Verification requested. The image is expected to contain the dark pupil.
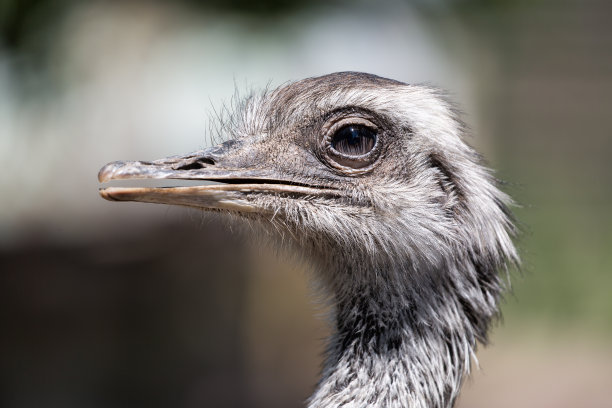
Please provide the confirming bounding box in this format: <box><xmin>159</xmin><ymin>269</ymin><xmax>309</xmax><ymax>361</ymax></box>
<box><xmin>331</xmin><ymin>125</ymin><xmax>376</xmax><ymax>156</ymax></box>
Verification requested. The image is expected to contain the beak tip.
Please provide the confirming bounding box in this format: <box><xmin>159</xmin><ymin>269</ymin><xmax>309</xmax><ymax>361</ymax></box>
<box><xmin>98</xmin><ymin>173</ymin><xmax>109</xmax><ymax>183</ymax></box>
<box><xmin>98</xmin><ymin>161</ymin><xmax>126</xmax><ymax>183</ymax></box>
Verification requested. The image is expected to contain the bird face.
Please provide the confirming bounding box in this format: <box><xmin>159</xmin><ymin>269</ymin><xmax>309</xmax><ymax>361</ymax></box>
<box><xmin>99</xmin><ymin>72</ymin><xmax>514</xmax><ymax>273</ymax></box>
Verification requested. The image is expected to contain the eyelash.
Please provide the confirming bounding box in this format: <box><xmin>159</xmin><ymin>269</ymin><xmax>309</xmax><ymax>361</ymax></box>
<box><xmin>330</xmin><ymin>125</ymin><xmax>377</xmax><ymax>157</ymax></box>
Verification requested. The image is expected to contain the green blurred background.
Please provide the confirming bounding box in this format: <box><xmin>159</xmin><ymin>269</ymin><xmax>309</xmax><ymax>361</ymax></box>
<box><xmin>1</xmin><ymin>0</ymin><xmax>611</xmax><ymax>407</ymax></box>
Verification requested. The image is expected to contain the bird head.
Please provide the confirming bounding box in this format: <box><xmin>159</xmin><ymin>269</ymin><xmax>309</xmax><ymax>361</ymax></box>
<box><xmin>99</xmin><ymin>72</ymin><xmax>517</xmax><ymax>317</ymax></box>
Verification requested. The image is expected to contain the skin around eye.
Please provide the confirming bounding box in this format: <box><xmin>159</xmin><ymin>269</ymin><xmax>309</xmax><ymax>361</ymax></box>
<box><xmin>321</xmin><ymin>115</ymin><xmax>381</xmax><ymax>171</ymax></box>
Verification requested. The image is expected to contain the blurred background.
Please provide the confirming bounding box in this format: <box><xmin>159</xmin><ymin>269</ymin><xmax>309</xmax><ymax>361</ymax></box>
<box><xmin>1</xmin><ymin>0</ymin><xmax>611</xmax><ymax>407</ymax></box>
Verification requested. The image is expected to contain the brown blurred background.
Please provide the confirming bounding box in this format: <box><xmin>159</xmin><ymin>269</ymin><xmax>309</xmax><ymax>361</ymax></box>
<box><xmin>1</xmin><ymin>0</ymin><xmax>611</xmax><ymax>407</ymax></box>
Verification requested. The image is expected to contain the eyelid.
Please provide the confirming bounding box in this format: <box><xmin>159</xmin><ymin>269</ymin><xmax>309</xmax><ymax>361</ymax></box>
<box><xmin>322</xmin><ymin>117</ymin><xmax>378</xmax><ymax>140</ymax></box>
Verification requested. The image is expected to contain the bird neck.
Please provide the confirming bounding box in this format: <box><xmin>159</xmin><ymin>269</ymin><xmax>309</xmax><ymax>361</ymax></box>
<box><xmin>308</xmin><ymin>277</ymin><xmax>471</xmax><ymax>408</ymax></box>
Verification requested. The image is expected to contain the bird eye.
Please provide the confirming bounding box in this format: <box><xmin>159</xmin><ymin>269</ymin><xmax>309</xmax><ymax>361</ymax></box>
<box><xmin>330</xmin><ymin>125</ymin><xmax>377</xmax><ymax>157</ymax></box>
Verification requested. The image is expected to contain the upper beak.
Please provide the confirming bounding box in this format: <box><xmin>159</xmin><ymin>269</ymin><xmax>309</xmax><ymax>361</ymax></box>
<box><xmin>98</xmin><ymin>146</ymin><xmax>338</xmax><ymax>213</ymax></box>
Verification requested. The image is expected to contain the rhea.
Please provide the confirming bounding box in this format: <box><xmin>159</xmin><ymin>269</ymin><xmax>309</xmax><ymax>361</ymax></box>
<box><xmin>98</xmin><ymin>72</ymin><xmax>517</xmax><ymax>408</ymax></box>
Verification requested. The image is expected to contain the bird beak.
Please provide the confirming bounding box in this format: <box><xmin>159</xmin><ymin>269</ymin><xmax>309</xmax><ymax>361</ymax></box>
<box><xmin>98</xmin><ymin>146</ymin><xmax>337</xmax><ymax>213</ymax></box>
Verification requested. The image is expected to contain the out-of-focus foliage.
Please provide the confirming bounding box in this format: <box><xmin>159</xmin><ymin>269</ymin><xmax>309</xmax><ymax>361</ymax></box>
<box><xmin>0</xmin><ymin>0</ymin><xmax>533</xmax><ymax>52</ymax></box>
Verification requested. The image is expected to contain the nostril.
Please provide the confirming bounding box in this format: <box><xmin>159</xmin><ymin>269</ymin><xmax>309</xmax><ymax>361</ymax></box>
<box><xmin>199</xmin><ymin>157</ymin><xmax>215</xmax><ymax>165</ymax></box>
<box><xmin>177</xmin><ymin>162</ymin><xmax>203</xmax><ymax>170</ymax></box>
<box><xmin>176</xmin><ymin>157</ymin><xmax>215</xmax><ymax>170</ymax></box>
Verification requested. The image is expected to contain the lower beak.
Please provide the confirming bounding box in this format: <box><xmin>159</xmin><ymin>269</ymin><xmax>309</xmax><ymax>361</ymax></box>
<box><xmin>101</xmin><ymin>184</ymin><xmax>262</xmax><ymax>213</ymax></box>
